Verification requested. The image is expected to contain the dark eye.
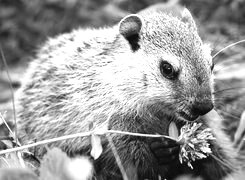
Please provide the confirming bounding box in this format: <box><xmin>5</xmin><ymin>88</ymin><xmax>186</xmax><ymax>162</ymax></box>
<box><xmin>160</xmin><ymin>61</ymin><xmax>176</xmax><ymax>79</ymax></box>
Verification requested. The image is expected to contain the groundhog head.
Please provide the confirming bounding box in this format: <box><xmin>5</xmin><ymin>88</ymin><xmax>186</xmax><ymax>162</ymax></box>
<box><xmin>116</xmin><ymin>8</ymin><xmax>214</xmax><ymax>122</ymax></box>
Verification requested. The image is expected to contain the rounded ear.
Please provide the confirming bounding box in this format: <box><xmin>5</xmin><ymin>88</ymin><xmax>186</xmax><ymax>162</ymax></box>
<box><xmin>181</xmin><ymin>8</ymin><xmax>197</xmax><ymax>31</ymax></box>
<box><xmin>118</xmin><ymin>14</ymin><xmax>143</xmax><ymax>51</ymax></box>
<box><xmin>119</xmin><ymin>14</ymin><xmax>143</xmax><ymax>38</ymax></box>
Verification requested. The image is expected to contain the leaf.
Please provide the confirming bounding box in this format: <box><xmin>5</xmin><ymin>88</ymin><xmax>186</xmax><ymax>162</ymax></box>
<box><xmin>40</xmin><ymin>148</ymin><xmax>94</xmax><ymax>180</ymax></box>
<box><xmin>65</xmin><ymin>156</ymin><xmax>94</xmax><ymax>180</ymax></box>
<box><xmin>168</xmin><ymin>121</ymin><xmax>179</xmax><ymax>139</ymax></box>
<box><xmin>90</xmin><ymin>134</ymin><xmax>103</xmax><ymax>160</ymax></box>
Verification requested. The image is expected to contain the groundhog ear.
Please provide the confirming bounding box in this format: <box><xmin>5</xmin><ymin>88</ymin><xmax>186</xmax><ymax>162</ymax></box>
<box><xmin>119</xmin><ymin>14</ymin><xmax>143</xmax><ymax>51</ymax></box>
<box><xmin>181</xmin><ymin>8</ymin><xmax>197</xmax><ymax>31</ymax></box>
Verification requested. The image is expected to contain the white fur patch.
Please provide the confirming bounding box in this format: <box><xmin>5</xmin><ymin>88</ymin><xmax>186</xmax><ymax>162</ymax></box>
<box><xmin>65</xmin><ymin>156</ymin><xmax>94</xmax><ymax>180</ymax></box>
<box><xmin>202</xmin><ymin>43</ymin><xmax>212</xmax><ymax>66</ymax></box>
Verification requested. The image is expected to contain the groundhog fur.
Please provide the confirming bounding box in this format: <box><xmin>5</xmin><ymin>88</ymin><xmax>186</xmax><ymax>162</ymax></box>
<box><xmin>16</xmin><ymin>8</ymin><xmax>240</xmax><ymax>180</ymax></box>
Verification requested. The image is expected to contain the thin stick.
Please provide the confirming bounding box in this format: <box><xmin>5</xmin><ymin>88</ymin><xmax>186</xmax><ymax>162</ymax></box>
<box><xmin>0</xmin><ymin>113</ymin><xmax>14</xmax><ymax>138</ymax></box>
<box><xmin>0</xmin><ymin>45</ymin><xmax>18</xmax><ymax>146</ymax></box>
<box><xmin>0</xmin><ymin>130</ymin><xmax>175</xmax><ymax>155</ymax></box>
<box><xmin>0</xmin><ymin>113</ymin><xmax>21</xmax><ymax>146</ymax></box>
<box><xmin>0</xmin><ymin>131</ymin><xmax>92</xmax><ymax>155</ymax></box>
<box><xmin>106</xmin><ymin>134</ymin><xmax>129</xmax><ymax>180</ymax></box>
<box><xmin>107</xmin><ymin>130</ymin><xmax>176</xmax><ymax>141</ymax></box>
<box><xmin>212</xmin><ymin>39</ymin><xmax>245</xmax><ymax>59</ymax></box>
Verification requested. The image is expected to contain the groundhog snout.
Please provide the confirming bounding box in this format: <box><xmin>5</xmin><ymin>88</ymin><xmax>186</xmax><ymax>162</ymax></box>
<box><xmin>191</xmin><ymin>89</ymin><xmax>214</xmax><ymax>116</ymax></box>
<box><xmin>178</xmin><ymin>94</ymin><xmax>214</xmax><ymax>121</ymax></box>
<box><xmin>178</xmin><ymin>100</ymin><xmax>213</xmax><ymax>121</ymax></box>
<box><xmin>191</xmin><ymin>100</ymin><xmax>214</xmax><ymax>116</ymax></box>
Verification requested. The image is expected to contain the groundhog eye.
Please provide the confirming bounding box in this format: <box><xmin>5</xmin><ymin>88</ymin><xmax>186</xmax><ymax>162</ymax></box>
<box><xmin>160</xmin><ymin>61</ymin><xmax>176</xmax><ymax>79</ymax></box>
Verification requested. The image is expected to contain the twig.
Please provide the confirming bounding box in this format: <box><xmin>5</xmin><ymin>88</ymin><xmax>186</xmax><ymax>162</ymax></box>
<box><xmin>0</xmin><ymin>130</ymin><xmax>174</xmax><ymax>155</ymax></box>
<box><xmin>0</xmin><ymin>113</ymin><xmax>14</xmax><ymax>137</ymax></box>
<box><xmin>0</xmin><ymin>131</ymin><xmax>92</xmax><ymax>155</ymax></box>
<box><xmin>106</xmin><ymin>134</ymin><xmax>129</xmax><ymax>180</ymax></box>
<box><xmin>107</xmin><ymin>130</ymin><xmax>176</xmax><ymax>141</ymax></box>
<box><xmin>0</xmin><ymin>113</ymin><xmax>21</xmax><ymax>146</ymax></box>
<box><xmin>0</xmin><ymin>45</ymin><xmax>18</xmax><ymax>147</ymax></box>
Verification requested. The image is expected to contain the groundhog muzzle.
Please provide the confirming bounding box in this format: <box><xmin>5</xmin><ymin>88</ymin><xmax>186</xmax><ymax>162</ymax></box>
<box><xmin>16</xmin><ymin>8</ymin><xmax>239</xmax><ymax>180</ymax></box>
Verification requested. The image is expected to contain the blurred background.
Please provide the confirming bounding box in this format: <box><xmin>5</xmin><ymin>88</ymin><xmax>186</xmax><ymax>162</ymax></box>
<box><xmin>0</xmin><ymin>0</ymin><xmax>245</xmax><ymax>147</ymax></box>
<box><xmin>0</xmin><ymin>0</ymin><xmax>245</xmax><ymax>67</ymax></box>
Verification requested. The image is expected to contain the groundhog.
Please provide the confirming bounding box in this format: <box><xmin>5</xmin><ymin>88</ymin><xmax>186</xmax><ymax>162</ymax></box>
<box><xmin>16</xmin><ymin>8</ymin><xmax>239</xmax><ymax>180</ymax></box>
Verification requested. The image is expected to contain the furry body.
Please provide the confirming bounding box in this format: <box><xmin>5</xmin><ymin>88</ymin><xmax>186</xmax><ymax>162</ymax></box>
<box><xmin>17</xmin><ymin>10</ymin><xmax>238</xmax><ymax>179</ymax></box>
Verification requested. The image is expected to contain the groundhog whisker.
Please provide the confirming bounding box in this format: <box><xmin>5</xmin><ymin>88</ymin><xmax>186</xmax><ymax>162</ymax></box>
<box><xmin>212</xmin><ymin>39</ymin><xmax>245</xmax><ymax>60</ymax></box>
<box><xmin>214</xmin><ymin>96</ymin><xmax>238</xmax><ymax>101</ymax></box>
<box><xmin>213</xmin><ymin>65</ymin><xmax>232</xmax><ymax>73</ymax></box>
<box><xmin>210</xmin><ymin>154</ymin><xmax>237</xmax><ymax>172</ymax></box>
<box><xmin>213</xmin><ymin>100</ymin><xmax>242</xmax><ymax>112</ymax></box>
<box><xmin>214</xmin><ymin>79</ymin><xmax>234</xmax><ymax>89</ymax></box>
<box><xmin>212</xmin><ymin>87</ymin><xmax>245</xmax><ymax>94</ymax></box>
<box><xmin>214</xmin><ymin>94</ymin><xmax>244</xmax><ymax>101</ymax></box>
<box><xmin>214</xmin><ymin>98</ymin><xmax>241</xmax><ymax>104</ymax></box>
<box><xmin>216</xmin><ymin>110</ymin><xmax>241</xmax><ymax>120</ymax></box>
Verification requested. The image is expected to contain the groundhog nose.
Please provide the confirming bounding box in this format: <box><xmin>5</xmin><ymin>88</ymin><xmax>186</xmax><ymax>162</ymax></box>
<box><xmin>192</xmin><ymin>101</ymin><xmax>214</xmax><ymax>116</ymax></box>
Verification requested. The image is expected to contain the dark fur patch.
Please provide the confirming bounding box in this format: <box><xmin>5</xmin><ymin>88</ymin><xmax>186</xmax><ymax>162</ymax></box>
<box><xmin>84</xmin><ymin>42</ymin><xmax>91</xmax><ymax>48</ymax></box>
<box><xmin>98</xmin><ymin>50</ymin><xmax>109</xmax><ymax>56</ymax></box>
<box><xmin>143</xmin><ymin>73</ymin><xmax>148</xmax><ymax>88</ymax></box>
<box><xmin>57</xmin><ymin>43</ymin><xmax>63</xmax><ymax>48</ymax></box>
<box><xmin>195</xmin><ymin>75</ymin><xmax>204</xmax><ymax>85</ymax></box>
<box><xmin>65</xmin><ymin>64</ymin><xmax>77</xmax><ymax>70</ymax></box>
<box><xmin>77</xmin><ymin>47</ymin><xmax>82</xmax><ymax>52</ymax></box>
<box><xmin>126</xmin><ymin>34</ymin><xmax>140</xmax><ymax>51</ymax></box>
<box><xmin>41</xmin><ymin>67</ymin><xmax>57</xmax><ymax>81</ymax></box>
<box><xmin>69</xmin><ymin>37</ymin><xmax>74</xmax><ymax>41</ymax></box>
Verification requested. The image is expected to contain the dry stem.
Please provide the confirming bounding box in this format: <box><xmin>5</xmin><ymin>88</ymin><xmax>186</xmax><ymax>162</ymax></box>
<box><xmin>0</xmin><ymin>130</ymin><xmax>174</xmax><ymax>155</ymax></box>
